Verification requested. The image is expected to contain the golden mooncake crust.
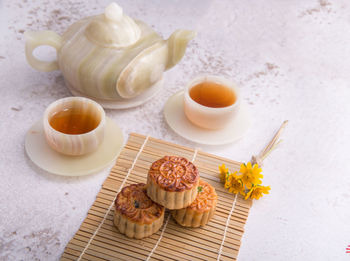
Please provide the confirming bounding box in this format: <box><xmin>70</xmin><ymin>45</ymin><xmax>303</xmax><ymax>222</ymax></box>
<box><xmin>171</xmin><ymin>179</ymin><xmax>217</xmax><ymax>227</ymax></box>
<box><xmin>188</xmin><ymin>179</ymin><xmax>217</xmax><ymax>212</ymax></box>
<box><xmin>114</xmin><ymin>183</ymin><xmax>165</xmax><ymax>239</ymax></box>
<box><xmin>115</xmin><ymin>183</ymin><xmax>164</xmax><ymax>225</ymax></box>
<box><xmin>148</xmin><ymin>156</ymin><xmax>199</xmax><ymax>192</ymax></box>
<box><xmin>147</xmin><ymin>156</ymin><xmax>200</xmax><ymax>209</ymax></box>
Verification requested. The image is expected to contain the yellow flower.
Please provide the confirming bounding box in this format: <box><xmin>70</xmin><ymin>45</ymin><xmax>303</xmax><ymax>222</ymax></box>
<box><xmin>240</xmin><ymin>162</ymin><xmax>263</xmax><ymax>188</ymax></box>
<box><xmin>245</xmin><ymin>185</ymin><xmax>270</xmax><ymax>200</ymax></box>
<box><xmin>225</xmin><ymin>172</ymin><xmax>245</xmax><ymax>195</ymax></box>
<box><xmin>218</xmin><ymin>161</ymin><xmax>270</xmax><ymax>201</ymax></box>
<box><xmin>219</xmin><ymin>164</ymin><xmax>229</xmax><ymax>182</ymax></box>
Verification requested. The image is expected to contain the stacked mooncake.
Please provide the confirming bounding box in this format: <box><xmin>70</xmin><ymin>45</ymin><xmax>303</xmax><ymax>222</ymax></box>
<box><xmin>114</xmin><ymin>155</ymin><xmax>217</xmax><ymax>239</ymax></box>
<box><xmin>113</xmin><ymin>183</ymin><xmax>165</xmax><ymax>239</ymax></box>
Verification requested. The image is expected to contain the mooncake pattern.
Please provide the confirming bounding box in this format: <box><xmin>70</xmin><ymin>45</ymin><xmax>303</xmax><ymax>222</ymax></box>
<box><xmin>114</xmin><ymin>183</ymin><xmax>164</xmax><ymax>239</ymax></box>
<box><xmin>171</xmin><ymin>179</ymin><xmax>217</xmax><ymax>227</ymax></box>
<box><xmin>147</xmin><ymin>156</ymin><xmax>199</xmax><ymax>209</ymax></box>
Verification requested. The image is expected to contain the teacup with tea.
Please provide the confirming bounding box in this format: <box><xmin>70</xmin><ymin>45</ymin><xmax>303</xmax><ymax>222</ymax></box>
<box><xmin>184</xmin><ymin>75</ymin><xmax>241</xmax><ymax>130</ymax></box>
<box><xmin>43</xmin><ymin>97</ymin><xmax>106</xmax><ymax>156</ymax></box>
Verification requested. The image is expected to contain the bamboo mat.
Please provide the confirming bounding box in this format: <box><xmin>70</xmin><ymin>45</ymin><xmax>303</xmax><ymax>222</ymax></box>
<box><xmin>60</xmin><ymin>133</ymin><xmax>252</xmax><ymax>261</ymax></box>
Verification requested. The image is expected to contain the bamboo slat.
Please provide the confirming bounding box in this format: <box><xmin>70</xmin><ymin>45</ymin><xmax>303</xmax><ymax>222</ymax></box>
<box><xmin>61</xmin><ymin>133</ymin><xmax>252</xmax><ymax>261</ymax></box>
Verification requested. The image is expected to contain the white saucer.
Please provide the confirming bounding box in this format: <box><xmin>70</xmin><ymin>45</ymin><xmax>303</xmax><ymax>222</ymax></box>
<box><xmin>25</xmin><ymin>117</ymin><xmax>124</xmax><ymax>176</ymax></box>
<box><xmin>163</xmin><ymin>91</ymin><xmax>251</xmax><ymax>145</ymax></box>
<box><xmin>68</xmin><ymin>79</ymin><xmax>163</xmax><ymax>109</ymax></box>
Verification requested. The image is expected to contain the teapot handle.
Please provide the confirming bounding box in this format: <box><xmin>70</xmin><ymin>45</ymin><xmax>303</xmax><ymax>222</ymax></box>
<box><xmin>24</xmin><ymin>31</ymin><xmax>63</xmax><ymax>72</ymax></box>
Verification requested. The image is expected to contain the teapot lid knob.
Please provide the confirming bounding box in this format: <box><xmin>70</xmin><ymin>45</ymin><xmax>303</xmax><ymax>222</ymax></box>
<box><xmin>105</xmin><ymin>2</ymin><xmax>123</xmax><ymax>22</ymax></box>
<box><xmin>85</xmin><ymin>2</ymin><xmax>141</xmax><ymax>48</ymax></box>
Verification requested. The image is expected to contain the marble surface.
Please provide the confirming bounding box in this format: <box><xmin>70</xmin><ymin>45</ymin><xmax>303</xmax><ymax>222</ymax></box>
<box><xmin>1</xmin><ymin>0</ymin><xmax>350</xmax><ymax>260</ymax></box>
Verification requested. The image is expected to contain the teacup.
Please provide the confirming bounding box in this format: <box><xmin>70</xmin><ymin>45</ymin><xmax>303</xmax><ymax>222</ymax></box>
<box><xmin>183</xmin><ymin>75</ymin><xmax>241</xmax><ymax>130</ymax></box>
<box><xmin>43</xmin><ymin>97</ymin><xmax>106</xmax><ymax>156</ymax></box>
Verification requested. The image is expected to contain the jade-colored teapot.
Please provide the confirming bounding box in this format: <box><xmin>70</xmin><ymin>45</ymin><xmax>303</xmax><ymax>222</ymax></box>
<box><xmin>24</xmin><ymin>3</ymin><xmax>195</xmax><ymax>108</ymax></box>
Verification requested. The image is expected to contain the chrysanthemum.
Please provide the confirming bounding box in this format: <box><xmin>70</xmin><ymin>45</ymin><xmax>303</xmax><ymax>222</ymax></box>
<box><xmin>224</xmin><ymin>172</ymin><xmax>245</xmax><ymax>195</ymax></box>
<box><xmin>245</xmin><ymin>185</ymin><xmax>270</xmax><ymax>200</ymax></box>
<box><xmin>219</xmin><ymin>164</ymin><xmax>229</xmax><ymax>182</ymax></box>
<box><xmin>240</xmin><ymin>162</ymin><xmax>263</xmax><ymax>188</ymax></box>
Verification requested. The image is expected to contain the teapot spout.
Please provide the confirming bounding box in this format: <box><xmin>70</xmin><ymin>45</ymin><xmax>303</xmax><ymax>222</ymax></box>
<box><xmin>166</xmin><ymin>30</ymin><xmax>196</xmax><ymax>70</ymax></box>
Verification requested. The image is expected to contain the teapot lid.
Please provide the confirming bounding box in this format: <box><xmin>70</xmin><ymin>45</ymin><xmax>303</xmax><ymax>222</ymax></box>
<box><xmin>85</xmin><ymin>2</ymin><xmax>141</xmax><ymax>48</ymax></box>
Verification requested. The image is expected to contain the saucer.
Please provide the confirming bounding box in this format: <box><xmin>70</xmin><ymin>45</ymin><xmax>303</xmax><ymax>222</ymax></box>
<box><xmin>68</xmin><ymin>79</ymin><xmax>163</xmax><ymax>109</ymax></box>
<box><xmin>163</xmin><ymin>91</ymin><xmax>251</xmax><ymax>145</ymax></box>
<box><xmin>25</xmin><ymin>117</ymin><xmax>123</xmax><ymax>176</ymax></box>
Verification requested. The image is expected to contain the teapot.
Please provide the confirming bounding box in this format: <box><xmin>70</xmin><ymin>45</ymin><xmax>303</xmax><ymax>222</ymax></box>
<box><xmin>24</xmin><ymin>3</ymin><xmax>196</xmax><ymax>108</ymax></box>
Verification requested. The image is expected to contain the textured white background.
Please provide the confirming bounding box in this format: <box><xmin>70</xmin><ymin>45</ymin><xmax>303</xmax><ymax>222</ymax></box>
<box><xmin>1</xmin><ymin>0</ymin><xmax>350</xmax><ymax>260</ymax></box>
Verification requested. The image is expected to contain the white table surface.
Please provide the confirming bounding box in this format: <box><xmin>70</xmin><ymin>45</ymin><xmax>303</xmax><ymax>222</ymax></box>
<box><xmin>1</xmin><ymin>0</ymin><xmax>350</xmax><ymax>260</ymax></box>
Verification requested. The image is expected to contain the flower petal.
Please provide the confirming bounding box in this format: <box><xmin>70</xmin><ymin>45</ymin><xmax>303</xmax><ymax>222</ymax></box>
<box><xmin>239</xmin><ymin>163</ymin><xmax>247</xmax><ymax>174</ymax></box>
<box><xmin>246</xmin><ymin>162</ymin><xmax>252</xmax><ymax>171</ymax></box>
<box><xmin>245</xmin><ymin>188</ymin><xmax>253</xmax><ymax>200</ymax></box>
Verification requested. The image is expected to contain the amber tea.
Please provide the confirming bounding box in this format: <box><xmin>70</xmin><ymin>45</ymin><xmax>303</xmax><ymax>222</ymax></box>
<box><xmin>49</xmin><ymin>107</ymin><xmax>100</xmax><ymax>135</ymax></box>
<box><xmin>189</xmin><ymin>82</ymin><xmax>236</xmax><ymax>108</ymax></box>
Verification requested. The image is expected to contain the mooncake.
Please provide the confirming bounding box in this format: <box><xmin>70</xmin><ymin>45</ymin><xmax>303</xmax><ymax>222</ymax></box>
<box><xmin>171</xmin><ymin>179</ymin><xmax>217</xmax><ymax>227</ymax></box>
<box><xmin>147</xmin><ymin>156</ymin><xmax>200</xmax><ymax>209</ymax></box>
<box><xmin>114</xmin><ymin>183</ymin><xmax>165</xmax><ymax>239</ymax></box>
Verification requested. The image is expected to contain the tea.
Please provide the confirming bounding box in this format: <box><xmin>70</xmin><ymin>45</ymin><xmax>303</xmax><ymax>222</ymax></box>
<box><xmin>189</xmin><ymin>81</ymin><xmax>236</xmax><ymax>108</ymax></box>
<box><xmin>49</xmin><ymin>107</ymin><xmax>100</xmax><ymax>135</ymax></box>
